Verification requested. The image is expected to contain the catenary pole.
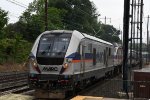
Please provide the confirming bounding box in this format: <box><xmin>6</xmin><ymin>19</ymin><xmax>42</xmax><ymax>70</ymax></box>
<box><xmin>123</xmin><ymin>0</ymin><xmax>130</xmax><ymax>98</ymax></box>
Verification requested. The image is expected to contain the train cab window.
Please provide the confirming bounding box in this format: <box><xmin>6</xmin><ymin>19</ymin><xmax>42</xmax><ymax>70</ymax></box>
<box><xmin>37</xmin><ymin>33</ymin><xmax>71</xmax><ymax>58</ymax></box>
<box><xmin>36</xmin><ymin>33</ymin><xmax>71</xmax><ymax>65</ymax></box>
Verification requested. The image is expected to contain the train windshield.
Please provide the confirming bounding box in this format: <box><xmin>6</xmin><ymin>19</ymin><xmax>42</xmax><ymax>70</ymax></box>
<box><xmin>37</xmin><ymin>33</ymin><xmax>71</xmax><ymax>58</ymax></box>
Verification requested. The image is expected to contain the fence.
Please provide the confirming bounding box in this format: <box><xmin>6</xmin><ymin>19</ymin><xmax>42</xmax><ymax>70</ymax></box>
<box><xmin>86</xmin><ymin>79</ymin><xmax>150</xmax><ymax>100</ymax></box>
<box><xmin>93</xmin><ymin>79</ymin><xmax>150</xmax><ymax>100</ymax></box>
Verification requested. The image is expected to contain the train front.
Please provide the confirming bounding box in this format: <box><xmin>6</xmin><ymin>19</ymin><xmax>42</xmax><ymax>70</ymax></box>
<box><xmin>28</xmin><ymin>30</ymin><xmax>83</xmax><ymax>90</ymax></box>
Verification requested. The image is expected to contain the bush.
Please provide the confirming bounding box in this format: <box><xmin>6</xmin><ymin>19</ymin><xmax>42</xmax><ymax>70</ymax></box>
<box><xmin>0</xmin><ymin>38</ymin><xmax>32</xmax><ymax>64</ymax></box>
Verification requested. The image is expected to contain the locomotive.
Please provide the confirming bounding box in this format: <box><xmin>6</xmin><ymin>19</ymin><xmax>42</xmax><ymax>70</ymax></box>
<box><xmin>28</xmin><ymin>30</ymin><xmax>122</xmax><ymax>96</ymax></box>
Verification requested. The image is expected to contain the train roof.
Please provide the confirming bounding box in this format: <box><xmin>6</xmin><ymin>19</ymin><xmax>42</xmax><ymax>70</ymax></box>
<box><xmin>42</xmin><ymin>30</ymin><xmax>113</xmax><ymax>46</ymax></box>
<box><xmin>43</xmin><ymin>30</ymin><xmax>73</xmax><ymax>34</ymax></box>
<box><xmin>82</xmin><ymin>33</ymin><xmax>113</xmax><ymax>46</ymax></box>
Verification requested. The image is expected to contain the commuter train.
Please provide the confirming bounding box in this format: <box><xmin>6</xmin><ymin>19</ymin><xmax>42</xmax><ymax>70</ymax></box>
<box><xmin>28</xmin><ymin>30</ymin><xmax>123</xmax><ymax>91</ymax></box>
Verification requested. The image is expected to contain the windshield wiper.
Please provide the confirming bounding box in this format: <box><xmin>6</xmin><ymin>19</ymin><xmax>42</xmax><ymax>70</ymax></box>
<box><xmin>58</xmin><ymin>52</ymin><xmax>62</xmax><ymax>55</ymax></box>
<box><xmin>41</xmin><ymin>44</ymin><xmax>51</xmax><ymax>55</ymax></box>
<box><xmin>41</xmin><ymin>51</ymin><xmax>45</xmax><ymax>54</ymax></box>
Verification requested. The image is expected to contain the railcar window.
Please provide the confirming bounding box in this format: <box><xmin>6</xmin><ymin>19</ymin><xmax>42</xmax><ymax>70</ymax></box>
<box><xmin>104</xmin><ymin>50</ymin><xmax>106</xmax><ymax>64</ymax></box>
<box><xmin>109</xmin><ymin>48</ymin><xmax>111</xmax><ymax>56</ymax></box>
<box><xmin>100</xmin><ymin>52</ymin><xmax>103</xmax><ymax>63</ymax></box>
<box><xmin>88</xmin><ymin>44</ymin><xmax>92</xmax><ymax>52</ymax></box>
<box><xmin>93</xmin><ymin>48</ymin><xmax>96</xmax><ymax>65</ymax></box>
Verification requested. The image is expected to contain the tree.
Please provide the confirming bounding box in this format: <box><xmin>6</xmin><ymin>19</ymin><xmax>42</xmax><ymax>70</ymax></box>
<box><xmin>97</xmin><ymin>24</ymin><xmax>121</xmax><ymax>43</ymax></box>
<box><xmin>26</xmin><ymin>0</ymin><xmax>100</xmax><ymax>33</ymax></box>
<box><xmin>0</xmin><ymin>37</ymin><xmax>32</xmax><ymax>64</ymax></box>
<box><xmin>0</xmin><ymin>8</ymin><xmax>8</xmax><ymax>38</ymax></box>
<box><xmin>4</xmin><ymin>0</ymin><xmax>121</xmax><ymax>43</ymax></box>
<box><xmin>16</xmin><ymin>2</ymin><xmax>67</xmax><ymax>41</ymax></box>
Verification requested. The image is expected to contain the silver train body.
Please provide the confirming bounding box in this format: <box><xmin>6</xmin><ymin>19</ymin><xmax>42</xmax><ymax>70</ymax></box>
<box><xmin>28</xmin><ymin>30</ymin><xmax>122</xmax><ymax>90</ymax></box>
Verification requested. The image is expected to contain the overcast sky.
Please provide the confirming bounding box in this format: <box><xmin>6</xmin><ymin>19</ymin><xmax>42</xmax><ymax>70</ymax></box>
<box><xmin>0</xmin><ymin>0</ymin><xmax>150</xmax><ymax>42</ymax></box>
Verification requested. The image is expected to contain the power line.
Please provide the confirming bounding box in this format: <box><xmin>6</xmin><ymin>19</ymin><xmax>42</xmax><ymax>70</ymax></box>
<box><xmin>6</xmin><ymin>0</ymin><xmax>27</xmax><ymax>9</ymax></box>
<box><xmin>6</xmin><ymin>0</ymin><xmax>97</xmax><ymax>33</ymax></box>
<box><xmin>12</xmin><ymin>0</ymin><xmax>28</xmax><ymax>7</ymax></box>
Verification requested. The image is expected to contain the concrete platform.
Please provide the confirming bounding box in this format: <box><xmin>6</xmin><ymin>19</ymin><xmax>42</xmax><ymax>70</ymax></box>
<box><xmin>103</xmin><ymin>98</ymin><xmax>127</xmax><ymax>100</ymax></box>
<box><xmin>71</xmin><ymin>95</ymin><xmax>103</xmax><ymax>100</ymax></box>
<box><xmin>71</xmin><ymin>95</ymin><xmax>128</xmax><ymax>100</ymax></box>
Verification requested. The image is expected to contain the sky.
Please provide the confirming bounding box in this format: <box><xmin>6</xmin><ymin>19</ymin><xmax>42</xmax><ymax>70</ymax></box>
<box><xmin>0</xmin><ymin>0</ymin><xmax>150</xmax><ymax>42</ymax></box>
<box><xmin>91</xmin><ymin>0</ymin><xmax>124</xmax><ymax>29</ymax></box>
<box><xmin>0</xmin><ymin>0</ymin><xmax>31</xmax><ymax>23</ymax></box>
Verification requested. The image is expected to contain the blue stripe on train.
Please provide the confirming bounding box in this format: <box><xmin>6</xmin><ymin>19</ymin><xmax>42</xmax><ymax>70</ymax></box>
<box><xmin>66</xmin><ymin>52</ymin><xmax>93</xmax><ymax>60</ymax></box>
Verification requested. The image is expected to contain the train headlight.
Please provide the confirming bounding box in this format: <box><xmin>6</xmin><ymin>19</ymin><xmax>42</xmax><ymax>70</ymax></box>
<box><xmin>30</xmin><ymin>58</ymin><xmax>37</xmax><ymax>70</ymax></box>
<box><xmin>60</xmin><ymin>63</ymin><xmax>69</xmax><ymax>74</ymax></box>
<box><xmin>63</xmin><ymin>63</ymin><xmax>68</xmax><ymax>69</ymax></box>
<box><xmin>29</xmin><ymin>58</ymin><xmax>41</xmax><ymax>73</ymax></box>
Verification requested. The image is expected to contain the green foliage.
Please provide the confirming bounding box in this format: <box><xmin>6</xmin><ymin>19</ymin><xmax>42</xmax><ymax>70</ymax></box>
<box><xmin>15</xmin><ymin>5</ymin><xmax>67</xmax><ymax>41</ymax></box>
<box><xmin>25</xmin><ymin>0</ymin><xmax>100</xmax><ymax>33</ymax></box>
<box><xmin>0</xmin><ymin>37</ymin><xmax>32</xmax><ymax>64</ymax></box>
<box><xmin>0</xmin><ymin>8</ymin><xmax>8</xmax><ymax>38</ymax></box>
<box><xmin>0</xmin><ymin>0</ymin><xmax>122</xmax><ymax>65</ymax></box>
<box><xmin>96</xmin><ymin>24</ymin><xmax>121</xmax><ymax>43</ymax></box>
<box><xmin>3</xmin><ymin>0</ymin><xmax>120</xmax><ymax>43</ymax></box>
<box><xmin>24</xmin><ymin>0</ymin><xmax>120</xmax><ymax>42</ymax></box>
<box><xmin>47</xmin><ymin>7</ymin><xmax>67</xmax><ymax>30</ymax></box>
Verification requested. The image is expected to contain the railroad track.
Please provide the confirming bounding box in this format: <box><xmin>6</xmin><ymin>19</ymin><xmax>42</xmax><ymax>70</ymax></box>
<box><xmin>0</xmin><ymin>72</ymin><xmax>28</xmax><ymax>83</ymax></box>
<box><xmin>65</xmin><ymin>75</ymin><xmax>121</xmax><ymax>100</ymax></box>
<box><xmin>64</xmin><ymin>78</ymin><xmax>108</xmax><ymax>100</ymax></box>
<box><xmin>0</xmin><ymin>72</ymin><xmax>34</xmax><ymax>96</ymax></box>
<box><xmin>78</xmin><ymin>75</ymin><xmax>125</xmax><ymax>98</ymax></box>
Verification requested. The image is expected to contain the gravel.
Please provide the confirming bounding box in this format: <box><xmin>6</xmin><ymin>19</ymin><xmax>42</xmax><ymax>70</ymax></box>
<box><xmin>0</xmin><ymin>94</ymin><xmax>34</xmax><ymax>100</ymax></box>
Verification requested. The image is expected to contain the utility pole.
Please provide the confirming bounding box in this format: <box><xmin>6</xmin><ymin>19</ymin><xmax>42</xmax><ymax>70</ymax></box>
<box><xmin>100</xmin><ymin>16</ymin><xmax>111</xmax><ymax>24</ymax></box>
<box><xmin>123</xmin><ymin>0</ymin><xmax>130</xmax><ymax>98</ymax></box>
<box><xmin>45</xmin><ymin>0</ymin><xmax>48</xmax><ymax>31</ymax></box>
<box><xmin>147</xmin><ymin>15</ymin><xmax>150</xmax><ymax>63</ymax></box>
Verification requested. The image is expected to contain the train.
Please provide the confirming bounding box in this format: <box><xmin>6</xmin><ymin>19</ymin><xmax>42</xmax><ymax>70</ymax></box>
<box><xmin>28</xmin><ymin>30</ymin><xmax>123</xmax><ymax>98</ymax></box>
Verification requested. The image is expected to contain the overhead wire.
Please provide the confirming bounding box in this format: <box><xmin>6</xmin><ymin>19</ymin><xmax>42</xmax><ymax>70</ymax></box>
<box><xmin>4</xmin><ymin>0</ymin><xmax>29</xmax><ymax>24</ymax></box>
<box><xmin>6</xmin><ymin>0</ymin><xmax>28</xmax><ymax>9</ymax></box>
<box><xmin>5</xmin><ymin>0</ymin><xmax>104</xmax><ymax>36</ymax></box>
<box><xmin>6</xmin><ymin>0</ymin><xmax>97</xmax><ymax>32</ymax></box>
<box><xmin>12</xmin><ymin>0</ymin><xmax>28</xmax><ymax>7</ymax></box>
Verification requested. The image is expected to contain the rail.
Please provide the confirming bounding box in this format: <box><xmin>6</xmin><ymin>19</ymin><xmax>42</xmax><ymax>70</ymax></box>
<box><xmin>0</xmin><ymin>72</ymin><xmax>32</xmax><ymax>96</ymax></box>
